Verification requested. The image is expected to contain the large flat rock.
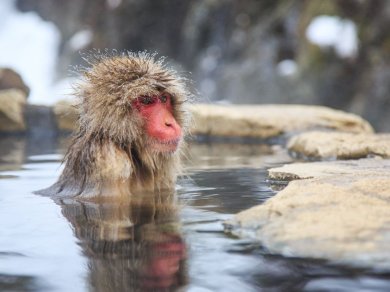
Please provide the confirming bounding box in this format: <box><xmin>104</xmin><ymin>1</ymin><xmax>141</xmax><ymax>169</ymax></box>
<box><xmin>224</xmin><ymin>158</ymin><xmax>390</xmax><ymax>270</ymax></box>
<box><xmin>190</xmin><ymin>104</ymin><xmax>373</xmax><ymax>138</ymax></box>
<box><xmin>0</xmin><ymin>89</ymin><xmax>27</xmax><ymax>132</ymax></box>
<box><xmin>268</xmin><ymin>158</ymin><xmax>390</xmax><ymax>180</ymax></box>
<box><xmin>288</xmin><ymin>131</ymin><xmax>390</xmax><ymax>159</ymax></box>
<box><xmin>52</xmin><ymin>101</ymin><xmax>374</xmax><ymax>137</ymax></box>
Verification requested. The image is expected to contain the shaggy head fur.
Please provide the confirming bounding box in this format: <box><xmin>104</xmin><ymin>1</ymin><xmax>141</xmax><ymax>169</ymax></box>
<box><xmin>40</xmin><ymin>52</ymin><xmax>192</xmax><ymax>199</ymax></box>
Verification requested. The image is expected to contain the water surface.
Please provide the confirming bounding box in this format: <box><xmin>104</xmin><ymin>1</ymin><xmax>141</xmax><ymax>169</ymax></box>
<box><xmin>0</xmin><ymin>136</ymin><xmax>389</xmax><ymax>291</ymax></box>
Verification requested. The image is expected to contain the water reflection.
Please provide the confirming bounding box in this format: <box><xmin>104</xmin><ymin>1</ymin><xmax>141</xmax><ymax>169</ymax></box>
<box><xmin>0</xmin><ymin>136</ymin><xmax>26</xmax><ymax>171</ymax></box>
<box><xmin>56</xmin><ymin>191</ymin><xmax>187</xmax><ymax>292</ymax></box>
<box><xmin>185</xmin><ymin>141</ymin><xmax>291</xmax><ymax>169</ymax></box>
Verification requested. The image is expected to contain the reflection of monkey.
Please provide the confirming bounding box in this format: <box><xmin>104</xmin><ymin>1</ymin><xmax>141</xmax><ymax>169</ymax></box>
<box><xmin>39</xmin><ymin>52</ymin><xmax>192</xmax><ymax>199</ymax></box>
<box><xmin>58</xmin><ymin>190</ymin><xmax>187</xmax><ymax>291</ymax></box>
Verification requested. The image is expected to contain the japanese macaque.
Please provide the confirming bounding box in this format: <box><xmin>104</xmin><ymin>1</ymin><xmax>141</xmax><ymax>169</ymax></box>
<box><xmin>39</xmin><ymin>52</ymin><xmax>192</xmax><ymax>199</ymax></box>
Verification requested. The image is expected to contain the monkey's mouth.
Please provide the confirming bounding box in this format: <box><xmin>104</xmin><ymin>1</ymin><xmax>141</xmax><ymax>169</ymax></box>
<box><xmin>150</xmin><ymin>138</ymin><xmax>181</xmax><ymax>153</ymax></box>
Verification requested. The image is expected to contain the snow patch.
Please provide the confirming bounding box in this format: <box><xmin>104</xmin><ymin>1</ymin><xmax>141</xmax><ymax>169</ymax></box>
<box><xmin>0</xmin><ymin>0</ymin><xmax>61</xmax><ymax>105</ymax></box>
<box><xmin>69</xmin><ymin>29</ymin><xmax>93</xmax><ymax>51</ymax></box>
<box><xmin>306</xmin><ymin>15</ymin><xmax>358</xmax><ymax>58</ymax></box>
<box><xmin>277</xmin><ymin>59</ymin><xmax>297</xmax><ymax>76</ymax></box>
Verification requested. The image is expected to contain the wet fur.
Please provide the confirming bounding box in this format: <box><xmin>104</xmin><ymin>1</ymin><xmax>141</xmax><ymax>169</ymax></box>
<box><xmin>39</xmin><ymin>52</ymin><xmax>192</xmax><ymax>199</ymax></box>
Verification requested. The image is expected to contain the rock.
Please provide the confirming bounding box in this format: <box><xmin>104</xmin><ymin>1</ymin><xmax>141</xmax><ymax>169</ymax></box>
<box><xmin>0</xmin><ymin>89</ymin><xmax>27</xmax><ymax>132</ymax></box>
<box><xmin>0</xmin><ymin>68</ymin><xmax>30</xmax><ymax>97</ymax></box>
<box><xmin>51</xmin><ymin>102</ymin><xmax>374</xmax><ymax>137</ymax></box>
<box><xmin>225</xmin><ymin>158</ymin><xmax>390</xmax><ymax>270</ymax></box>
<box><xmin>268</xmin><ymin>158</ymin><xmax>390</xmax><ymax>180</ymax></box>
<box><xmin>190</xmin><ymin>104</ymin><xmax>373</xmax><ymax>139</ymax></box>
<box><xmin>53</xmin><ymin>100</ymin><xmax>79</xmax><ymax>132</ymax></box>
<box><xmin>287</xmin><ymin>131</ymin><xmax>390</xmax><ymax>159</ymax></box>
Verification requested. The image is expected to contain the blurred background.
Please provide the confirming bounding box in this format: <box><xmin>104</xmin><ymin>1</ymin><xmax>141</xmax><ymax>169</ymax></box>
<box><xmin>0</xmin><ymin>0</ymin><xmax>389</xmax><ymax>131</ymax></box>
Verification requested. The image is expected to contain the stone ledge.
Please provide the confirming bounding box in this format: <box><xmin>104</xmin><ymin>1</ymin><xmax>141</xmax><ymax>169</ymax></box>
<box><xmin>287</xmin><ymin>131</ymin><xmax>390</xmax><ymax>159</ymax></box>
<box><xmin>225</xmin><ymin>158</ymin><xmax>390</xmax><ymax>270</ymax></box>
<box><xmin>190</xmin><ymin>104</ymin><xmax>373</xmax><ymax>138</ymax></box>
<box><xmin>268</xmin><ymin>158</ymin><xmax>389</xmax><ymax>180</ymax></box>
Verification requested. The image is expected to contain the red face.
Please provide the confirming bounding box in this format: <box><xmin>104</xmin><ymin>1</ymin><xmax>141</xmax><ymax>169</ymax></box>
<box><xmin>132</xmin><ymin>93</ymin><xmax>182</xmax><ymax>153</ymax></box>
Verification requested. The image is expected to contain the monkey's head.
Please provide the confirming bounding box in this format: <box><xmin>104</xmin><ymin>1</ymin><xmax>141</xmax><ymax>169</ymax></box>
<box><xmin>131</xmin><ymin>92</ymin><xmax>182</xmax><ymax>153</ymax></box>
<box><xmin>76</xmin><ymin>52</ymin><xmax>192</xmax><ymax>155</ymax></box>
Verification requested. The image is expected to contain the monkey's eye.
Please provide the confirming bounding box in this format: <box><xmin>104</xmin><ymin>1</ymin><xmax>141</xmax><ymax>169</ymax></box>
<box><xmin>159</xmin><ymin>93</ymin><xmax>169</xmax><ymax>103</ymax></box>
<box><xmin>138</xmin><ymin>96</ymin><xmax>156</xmax><ymax>105</ymax></box>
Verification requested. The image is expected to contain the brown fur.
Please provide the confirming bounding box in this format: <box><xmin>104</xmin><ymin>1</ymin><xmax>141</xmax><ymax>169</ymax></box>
<box><xmin>39</xmin><ymin>52</ymin><xmax>192</xmax><ymax>199</ymax></box>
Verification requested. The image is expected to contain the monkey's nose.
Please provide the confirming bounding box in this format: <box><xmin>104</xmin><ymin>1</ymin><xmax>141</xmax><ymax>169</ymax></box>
<box><xmin>165</xmin><ymin>119</ymin><xmax>180</xmax><ymax>131</ymax></box>
<box><xmin>164</xmin><ymin>115</ymin><xmax>182</xmax><ymax>137</ymax></box>
<box><xmin>164</xmin><ymin>114</ymin><xmax>177</xmax><ymax>128</ymax></box>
